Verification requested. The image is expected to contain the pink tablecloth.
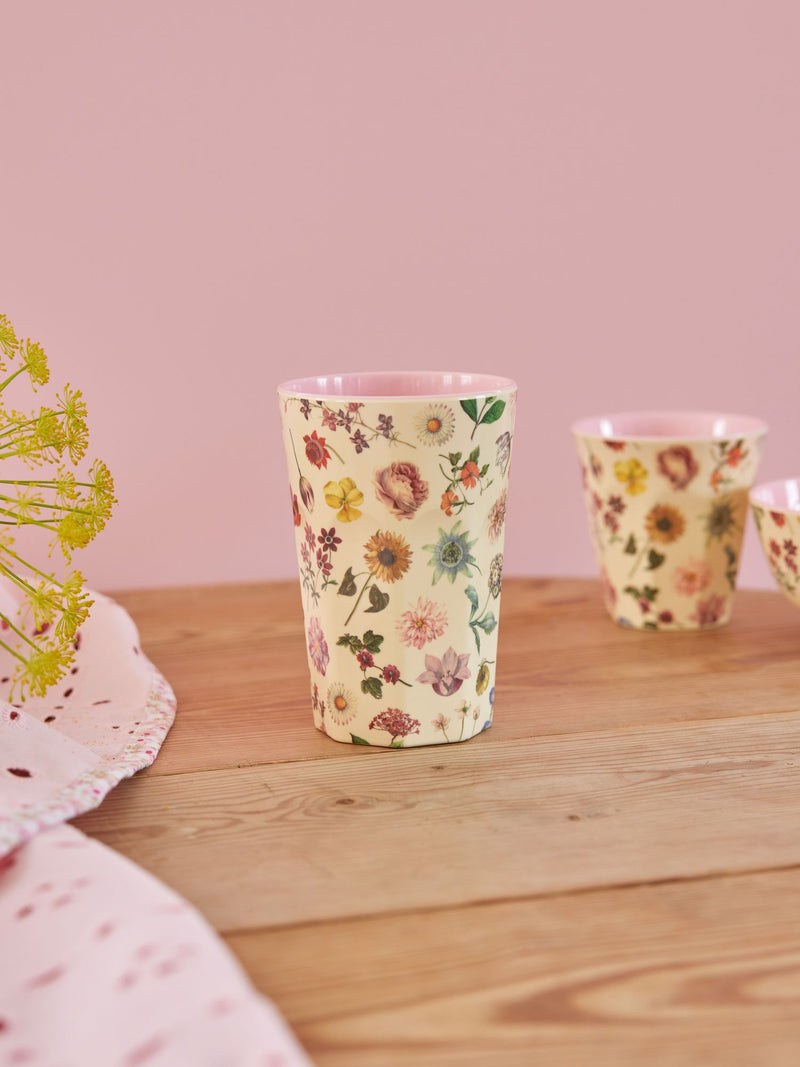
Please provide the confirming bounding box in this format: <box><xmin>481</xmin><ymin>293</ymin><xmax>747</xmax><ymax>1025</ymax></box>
<box><xmin>1</xmin><ymin>588</ymin><xmax>311</xmax><ymax>1066</ymax></box>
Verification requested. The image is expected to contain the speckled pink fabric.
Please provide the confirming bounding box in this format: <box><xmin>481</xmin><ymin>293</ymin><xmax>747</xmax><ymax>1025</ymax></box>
<box><xmin>0</xmin><ymin>586</ymin><xmax>312</xmax><ymax>1066</ymax></box>
<box><xmin>1</xmin><ymin>824</ymin><xmax>311</xmax><ymax>1066</ymax></box>
<box><xmin>1</xmin><ymin>589</ymin><xmax>176</xmax><ymax>856</ymax></box>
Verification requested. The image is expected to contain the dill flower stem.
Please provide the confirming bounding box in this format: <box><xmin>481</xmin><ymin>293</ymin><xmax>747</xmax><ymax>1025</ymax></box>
<box><xmin>0</xmin><ymin>630</ymin><xmax>30</xmax><ymax>665</ymax></box>
<box><xmin>0</xmin><ymin>494</ymin><xmax>94</xmax><ymax>517</ymax></box>
<box><xmin>0</xmin><ymin>365</ymin><xmax>30</xmax><ymax>393</ymax></box>
<box><xmin>0</xmin><ymin>558</ymin><xmax>38</xmax><ymax>596</ymax></box>
<box><xmin>0</xmin><ymin>609</ymin><xmax>45</xmax><ymax>653</ymax></box>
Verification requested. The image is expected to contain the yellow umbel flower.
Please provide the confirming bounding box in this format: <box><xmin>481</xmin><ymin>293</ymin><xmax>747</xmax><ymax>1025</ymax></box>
<box><xmin>324</xmin><ymin>476</ymin><xmax>364</xmax><ymax>522</ymax></box>
<box><xmin>23</xmin><ymin>341</ymin><xmax>49</xmax><ymax>387</ymax></box>
<box><xmin>0</xmin><ymin>313</ymin><xmax>115</xmax><ymax>699</ymax></box>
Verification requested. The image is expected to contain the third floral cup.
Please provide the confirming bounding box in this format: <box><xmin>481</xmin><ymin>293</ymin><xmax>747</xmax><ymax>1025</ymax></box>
<box><xmin>279</xmin><ymin>372</ymin><xmax>516</xmax><ymax>747</ymax></box>
<box><xmin>573</xmin><ymin>411</ymin><xmax>767</xmax><ymax>630</ymax></box>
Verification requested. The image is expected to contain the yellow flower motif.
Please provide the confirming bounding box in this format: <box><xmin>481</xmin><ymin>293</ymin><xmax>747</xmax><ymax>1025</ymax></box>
<box><xmin>614</xmin><ymin>458</ymin><xmax>648</xmax><ymax>496</ymax></box>
<box><xmin>323</xmin><ymin>476</ymin><xmax>364</xmax><ymax>523</ymax></box>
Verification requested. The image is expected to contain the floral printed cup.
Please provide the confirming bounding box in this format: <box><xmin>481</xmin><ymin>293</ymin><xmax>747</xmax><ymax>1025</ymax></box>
<box><xmin>572</xmin><ymin>411</ymin><xmax>767</xmax><ymax>631</ymax></box>
<box><xmin>279</xmin><ymin>372</ymin><xmax>516</xmax><ymax>747</ymax></box>
<box><xmin>750</xmin><ymin>478</ymin><xmax>800</xmax><ymax>609</ymax></box>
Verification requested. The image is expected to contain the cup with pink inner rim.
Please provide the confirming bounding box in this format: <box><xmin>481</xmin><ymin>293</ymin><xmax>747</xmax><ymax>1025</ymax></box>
<box><xmin>278</xmin><ymin>372</ymin><xmax>517</xmax><ymax>747</ymax></box>
<box><xmin>749</xmin><ymin>478</ymin><xmax>800</xmax><ymax>609</ymax></box>
<box><xmin>572</xmin><ymin>411</ymin><xmax>768</xmax><ymax>631</ymax></box>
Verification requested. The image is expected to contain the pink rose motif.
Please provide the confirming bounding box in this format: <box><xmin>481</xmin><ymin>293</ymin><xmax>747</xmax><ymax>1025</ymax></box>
<box><xmin>657</xmin><ymin>446</ymin><xmax>699</xmax><ymax>490</ymax></box>
<box><xmin>373</xmin><ymin>462</ymin><xmax>429</xmax><ymax>520</ymax></box>
<box><xmin>673</xmin><ymin>560</ymin><xmax>712</xmax><ymax>596</ymax></box>
<box><xmin>416</xmin><ymin>647</ymin><xmax>471</xmax><ymax>696</ymax></box>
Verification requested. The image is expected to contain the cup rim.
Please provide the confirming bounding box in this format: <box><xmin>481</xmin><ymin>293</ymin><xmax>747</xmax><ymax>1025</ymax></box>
<box><xmin>749</xmin><ymin>477</ymin><xmax>800</xmax><ymax>512</ymax></box>
<box><xmin>572</xmin><ymin>410</ymin><xmax>768</xmax><ymax>441</ymax></box>
<box><xmin>278</xmin><ymin>370</ymin><xmax>517</xmax><ymax>401</ymax></box>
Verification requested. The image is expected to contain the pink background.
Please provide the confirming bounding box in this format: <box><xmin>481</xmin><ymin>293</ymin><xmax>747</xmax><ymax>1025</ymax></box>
<box><xmin>3</xmin><ymin>1</ymin><xmax>798</xmax><ymax>592</ymax></box>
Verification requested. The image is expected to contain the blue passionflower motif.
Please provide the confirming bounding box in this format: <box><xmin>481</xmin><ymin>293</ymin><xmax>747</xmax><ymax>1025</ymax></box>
<box><xmin>424</xmin><ymin>521</ymin><xmax>479</xmax><ymax>585</ymax></box>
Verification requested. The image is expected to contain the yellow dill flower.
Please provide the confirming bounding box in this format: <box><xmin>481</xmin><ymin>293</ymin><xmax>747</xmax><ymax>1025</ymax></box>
<box><xmin>0</xmin><ymin>314</ymin><xmax>17</xmax><ymax>359</ymax></box>
<box><xmin>58</xmin><ymin>385</ymin><xmax>89</xmax><ymax>462</ymax></box>
<box><xmin>23</xmin><ymin>340</ymin><xmax>49</xmax><ymax>387</ymax></box>
<box><xmin>0</xmin><ymin>313</ymin><xmax>115</xmax><ymax>699</ymax></box>
<box><xmin>17</xmin><ymin>643</ymin><xmax>69</xmax><ymax>698</ymax></box>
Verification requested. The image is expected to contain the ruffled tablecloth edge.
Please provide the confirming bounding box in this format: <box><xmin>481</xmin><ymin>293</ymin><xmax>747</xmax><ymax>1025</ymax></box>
<box><xmin>0</xmin><ymin>656</ymin><xmax>176</xmax><ymax>856</ymax></box>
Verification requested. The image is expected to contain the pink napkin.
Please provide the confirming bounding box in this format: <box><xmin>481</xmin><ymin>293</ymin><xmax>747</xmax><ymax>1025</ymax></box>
<box><xmin>1</xmin><ymin>824</ymin><xmax>311</xmax><ymax>1066</ymax></box>
<box><xmin>1</xmin><ymin>589</ymin><xmax>175</xmax><ymax>855</ymax></box>
<box><xmin>0</xmin><ymin>585</ymin><xmax>312</xmax><ymax>1066</ymax></box>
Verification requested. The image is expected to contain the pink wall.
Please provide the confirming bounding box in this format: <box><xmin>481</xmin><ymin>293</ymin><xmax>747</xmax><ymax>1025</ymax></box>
<box><xmin>3</xmin><ymin>1</ymin><xmax>798</xmax><ymax>592</ymax></box>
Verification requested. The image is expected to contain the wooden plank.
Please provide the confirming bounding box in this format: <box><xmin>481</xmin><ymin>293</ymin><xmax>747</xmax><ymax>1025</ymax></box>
<box><xmin>74</xmin><ymin>711</ymin><xmax>800</xmax><ymax>932</ymax></box>
<box><xmin>111</xmin><ymin>579</ymin><xmax>800</xmax><ymax>777</ymax></box>
<box><xmin>224</xmin><ymin>868</ymin><xmax>800</xmax><ymax>1066</ymax></box>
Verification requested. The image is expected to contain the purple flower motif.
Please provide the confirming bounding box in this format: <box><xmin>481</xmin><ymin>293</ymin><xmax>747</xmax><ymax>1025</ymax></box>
<box><xmin>321</xmin><ymin>408</ymin><xmax>339</xmax><ymax>431</ymax></box>
<box><xmin>299</xmin><ymin>398</ymin><xmax>312</xmax><ymax>419</ymax></box>
<box><xmin>377</xmin><ymin>413</ymin><xmax>394</xmax><ymax>438</ymax></box>
<box><xmin>307</xmin><ymin>616</ymin><xmax>330</xmax><ymax>675</ymax></box>
<box><xmin>416</xmin><ymin>647</ymin><xmax>471</xmax><ymax>696</ymax></box>
<box><xmin>350</xmin><ymin>429</ymin><xmax>369</xmax><ymax>453</ymax></box>
<box><xmin>337</xmin><ymin>408</ymin><xmax>354</xmax><ymax>432</ymax></box>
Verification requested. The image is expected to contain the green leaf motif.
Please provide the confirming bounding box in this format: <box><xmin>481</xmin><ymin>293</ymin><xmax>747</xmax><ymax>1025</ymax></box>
<box><xmin>468</xmin><ymin>446</ymin><xmax>480</xmax><ymax>465</ymax></box>
<box><xmin>475</xmin><ymin>613</ymin><xmax>498</xmax><ymax>634</ymax></box>
<box><xmin>624</xmin><ymin>534</ymin><xmax>637</xmax><ymax>555</ymax></box>
<box><xmin>469</xmin><ymin>622</ymin><xmax>482</xmax><ymax>653</ymax></box>
<box><xmin>350</xmin><ymin>734</ymin><xmax>370</xmax><ymax>745</ymax></box>
<box><xmin>646</xmin><ymin>549</ymin><xmax>665</xmax><ymax>571</ymax></box>
<box><xmin>361</xmin><ymin>676</ymin><xmax>383</xmax><ymax>700</ymax></box>
<box><xmin>361</xmin><ymin>630</ymin><xmax>384</xmax><ymax>653</ymax></box>
<box><xmin>642</xmin><ymin>586</ymin><xmax>659</xmax><ymax>602</ymax></box>
<box><xmin>481</xmin><ymin>399</ymin><xmax>506</xmax><ymax>425</ymax></box>
<box><xmin>449</xmin><ymin>451</ymin><xmax>462</xmax><ymax>466</ymax></box>
<box><xmin>337</xmin><ymin>634</ymin><xmax>363</xmax><ymax>653</ymax></box>
<box><xmin>460</xmin><ymin>398</ymin><xmax>479</xmax><ymax>422</ymax></box>
<box><xmin>389</xmin><ymin>739</ymin><xmax>405</xmax><ymax>748</ymax></box>
<box><xmin>464</xmin><ymin>584</ymin><xmax>480</xmax><ymax>616</ymax></box>
<box><xmin>364</xmin><ymin>584</ymin><xmax>390</xmax><ymax>613</ymax></box>
<box><xmin>338</xmin><ymin>567</ymin><xmax>358</xmax><ymax>596</ymax></box>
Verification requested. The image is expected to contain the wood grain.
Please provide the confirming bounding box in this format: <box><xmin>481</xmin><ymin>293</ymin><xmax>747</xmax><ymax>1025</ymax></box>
<box><xmin>226</xmin><ymin>868</ymin><xmax>800</xmax><ymax>1066</ymax></box>
<box><xmin>71</xmin><ymin>578</ymin><xmax>800</xmax><ymax>1066</ymax></box>
<box><xmin>75</xmin><ymin>710</ymin><xmax>800</xmax><ymax>931</ymax></box>
<box><xmin>111</xmin><ymin>579</ymin><xmax>800</xmax><ymax>778</ymax></box>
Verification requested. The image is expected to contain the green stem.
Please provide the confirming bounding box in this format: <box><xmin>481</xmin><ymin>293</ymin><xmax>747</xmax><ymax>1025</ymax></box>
<box><xmin>0</xmin><ymin>365</ymin><xmax>28</xmax><ymax>393</ymax></box>
<box><xmin>0</xmin><ymin>610</ymin><xmax>44</xmax><ymax>653</ymax></box>
<box><xmin>470</xmin><ymin>401</ymin><xmax>489</xmax><ymax>441</ymax></box>
<box><xmin>344</xmin><ymin>573</ymin><xmax>374</xmax><ymax>627</ymax></box>
<box><xmin>628</xmin><ymin>539</ymin><xmax>651</xmax><ymax>578</ymax></box>
<box><xmin>288</xmin><ymin>429</ymin><xmax>303</xmax><ymax>476</ymax></box>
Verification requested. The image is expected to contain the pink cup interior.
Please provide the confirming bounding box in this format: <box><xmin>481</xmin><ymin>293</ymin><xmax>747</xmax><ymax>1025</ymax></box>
<box><xmin>750</xmin><ymin>478</ymin><xmax>800</xmax><ymax>512</ymax></box>
<box><xmin>278</xmin><ymin>371</ymin><xmax>516</xmax><ymax>399</ymax></box>
<box><xmin>572</xmin><ymin>410</ymin><xmax>768</xmax><ymax>440</ymax></box>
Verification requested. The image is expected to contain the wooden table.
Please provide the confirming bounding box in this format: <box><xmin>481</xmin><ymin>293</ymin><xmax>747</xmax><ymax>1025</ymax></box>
<box><xmin>75</xmin><ymin>578</ymin><xmax>800</xmax><ymax>1066</ymax></box>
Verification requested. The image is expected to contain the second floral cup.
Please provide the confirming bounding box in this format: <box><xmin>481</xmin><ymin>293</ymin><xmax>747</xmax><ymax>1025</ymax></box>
<box><xmin>279</xmin><ymin>372</ymin><xmax>517</xmax><ymax>747</ymax></box>
<box><xmin>573</xmin><ymin>411</ymin><xmax>767</xmax><ymax>630</ymax></box>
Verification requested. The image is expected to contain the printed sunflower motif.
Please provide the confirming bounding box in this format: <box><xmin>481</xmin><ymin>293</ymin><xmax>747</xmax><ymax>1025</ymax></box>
<box><xmin>326</xmin><ymin>681</ymin><xmax>358</xmax><ymax>726</ymax></box>
<box><xmin>415</xmin><ymin>403</ymin><xmax>455</xmax><ymax>446</ymax></box>
<box><xmin>645</xmin><ymin>504</ymin><xmax>686</xmax><ymax>544</ymax></box>
<box><xmin>424</xmin><ymin>521</ymin><xmax>479</xmax><ymax>584</ymax></box>
<box><xmin>363</xmin><ymin>530</ymin><xmax>413</xmax><ymax>583</ymax></box>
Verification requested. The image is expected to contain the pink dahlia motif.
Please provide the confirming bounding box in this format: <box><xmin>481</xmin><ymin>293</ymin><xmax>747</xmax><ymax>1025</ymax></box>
<box><xmin>397</xmin><ymin>597</ymin><xmax>448</xmax><ymax>649</ymax></box>
<box><xmin>368</xmin><ymin>707</ymin><xmax>421</xmax><ymax>740</ymax></box>
<box><xmin>656</xmin><ymin>446</ymin><xmax>699</xmax><ymax>490</ymax></box>
<box><xmin>416</xmin><ymin>647</ymin><xmax>471</xmax><ymax>696</ymax></box>
<box><xmin>690</xmin><ymin>594</ymin><xmax>727</xmax><ymax>627</ymax></box>
<box><xmin>373</xmin><ymin>462</ymin><xmax>429</xmax><ymax>520</ymax></box>
<box><xmin>306</xmin><ymin>616</ymin><xmax>330</xmax><ymax>675</ymax></box>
